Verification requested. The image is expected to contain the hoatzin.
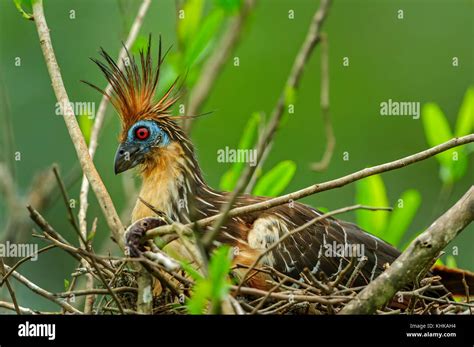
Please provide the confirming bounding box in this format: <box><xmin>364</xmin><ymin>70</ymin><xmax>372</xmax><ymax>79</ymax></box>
<box><xmin>84</xmin><ymin>37</ymin><xmax>473</xmax><ymax>307</ymax></box>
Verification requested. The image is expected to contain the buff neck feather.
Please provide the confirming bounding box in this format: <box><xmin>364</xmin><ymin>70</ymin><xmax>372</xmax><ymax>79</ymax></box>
<box><xmin>131</xmin><ymin>141</ymin><xmax>199</xmax><ymax>223</ymax></box>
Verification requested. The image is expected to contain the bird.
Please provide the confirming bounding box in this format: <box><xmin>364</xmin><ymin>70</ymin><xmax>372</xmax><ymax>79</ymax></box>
<box><xmin>84</xmin><ymin>36</ymin><xmax>472</xmax><ymax>306</ymax></box>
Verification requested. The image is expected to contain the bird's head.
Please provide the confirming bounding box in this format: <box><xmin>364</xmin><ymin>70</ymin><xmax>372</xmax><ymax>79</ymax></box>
<box><xmin>114</xmin><ymin>119</ymin><xmax>171</xmax><ymax>174</ymax></box>
<box><xmin>83</xmin><ymin>35</ymin><xmax>191</xmax><ymax>175</ymax></box>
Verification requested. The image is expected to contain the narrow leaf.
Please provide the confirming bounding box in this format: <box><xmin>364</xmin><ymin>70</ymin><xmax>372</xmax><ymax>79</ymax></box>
<box><xmin>184</xmin><ymin>9</ymin><xmax>224</xmax><ymax>68</ymax></box>
<box><xmin>79</xmin><ymin>115</ymin><xmax>93</xmax><ymax>146</ymax></box>
<box><xmin>253</xmin><ymin>160</ymin><xmax>297</xmax><ymax>197</ymax></box>
<box><xmin>180</xmin><ymin>261</ymin><xmax>204</xmax><ymax>282</ymax></box>
<box><xmin>64</xmin><ymin>279</ymin><xmax>70</xmax><ymax>291</ymax></box>
<box><xmin>421</xmin><ymin>103</ymin><xmax>456</xmax><ymax>183</ymax></box>
<box><xmin>219</xmin><ymin>112</ymin><xmax>261</xmax><ymax>191</ymax></box>
<box><xmin>384</xmin><ymin>189</ymin><xmax>421</xmax><ymax>247</ymax></box>
<box><xmin>355</xmin><ymin>175</ymin><xmax>389</xmax><ymax>236</ymax></box>
<box><xmin>455</xmin><ymin>86</ymin><xmax>474</xmax><ymax>137</ymax></box>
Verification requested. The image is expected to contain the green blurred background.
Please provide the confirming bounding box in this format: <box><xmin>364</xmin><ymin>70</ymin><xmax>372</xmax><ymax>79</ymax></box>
<box><xmin>0</xmin><ymin>0</ymin><xmax>473</xmax><ymax>311</ymax></box>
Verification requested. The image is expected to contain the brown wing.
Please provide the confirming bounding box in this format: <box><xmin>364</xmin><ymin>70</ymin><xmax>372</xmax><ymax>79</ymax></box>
<box><xmin>250</xmin><ymin>201</ymin><xmax>400</xmax><ymax>287</ymax></box>
<box><xmin>198</xmin><ymin>192</ymin><xmax>449</xmax><ymax>297</ymax></box>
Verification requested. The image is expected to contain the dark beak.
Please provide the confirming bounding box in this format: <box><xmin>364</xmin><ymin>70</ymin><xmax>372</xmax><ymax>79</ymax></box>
<box><xmin>114</xmin><ymin>142</ymin><xmax>143</xmax><ymax>175</ymax></box>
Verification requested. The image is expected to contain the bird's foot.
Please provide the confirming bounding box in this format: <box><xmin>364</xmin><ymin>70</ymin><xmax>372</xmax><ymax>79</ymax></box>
<box><xmin>124</xmin><ymin>217</ymin><xmax>167</xmax><ymax>257</ymax></box>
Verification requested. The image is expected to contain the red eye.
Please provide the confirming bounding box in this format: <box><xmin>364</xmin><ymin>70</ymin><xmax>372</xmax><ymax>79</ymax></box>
<box><xmin>135</xmin><ymin>127</ymin><xmax>150</xmax><ymax>140</ymax></box>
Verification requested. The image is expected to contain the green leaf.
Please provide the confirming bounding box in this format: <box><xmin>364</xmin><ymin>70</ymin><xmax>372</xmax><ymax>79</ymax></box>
<box><xmin>79</xmin><ymin>115</ymin><xmax>93</xmax><ymax>146</ymax></box>
<box><xmin>355</xmin><ymin>175</ymin><xmax>389</xmax><ymax>237</ymax></box>
<box><xmin>384</xmin><ymin>189</ymin><xmax>421</xmax><ymax>247</ymax></box>
<box><xmin>208</xmin><ymin>246</ymin><xmax>232</xmax><ymax>309</ymax></box>
<box><xmin>317</xmin><ymin>206</ymin><xmax>329</xmax><ymax>214</ymax></box>
<box><xmin>213</xmin><ymin>0</ymin><xmax>242</xmax><ymax>13</ymax></box>
<box><xmin>87</xmin><ymin>229</ymin><xmax>96</xmax><ymax>241</ymax></box>
<box><xmin>448</xmin><ymin>149</ymin><xmax>468</xmax><ymax>182</ymax></box>
<box><xmin>64</xmin><ymin>279</ymin><xmax>70</xmax><ymax>291</ymax></box>
<box><xmin>455</xmin><ymin>86</ymin><xmax>474</xmax><ymax>137</ymax></box>
<box><xmin>185</xmin><ymin>246</ymin><xmax>232</xmax><ymax>314</ymax></box>
<box><xmin>253</xmin><ymin>160</ymin><xmax>296</xmax><ymax>197</ymax></box>
<box><xmin>14</xmin><ymin>0</ymin><xmax>33</xmax><ymax>20</ymax></box>
<box><xmin>184</xmin><ymin>9</ymin><xmax>224</xmax><ymax>68</ymax></box>
<box><xmin>180</xmin><ymin>261</ymin><xmax>204</xmax><ymax>282</ymax></box>
<box><xmin>178</xmin><ymin>0</ymin><xmax>204</xmax><ymax>46</ymax></box>
<box><xmin>421</xmin><ymin>103</ymin><xmax>459</xmax><ymax>183</ymax></box>
<box><xmin>219</xmin><ymin>112</ymin><xmax>261</xmax><ymax>191</ymax></box>
<box><xmin>445</xmin><ymin>255</ymin><xmax>457</xmax><ymax>269</ymax></box>
<box><xmin>186</xmin><ymin>280</ymin><xmax>211</xmax><ymax>314</ymax></box>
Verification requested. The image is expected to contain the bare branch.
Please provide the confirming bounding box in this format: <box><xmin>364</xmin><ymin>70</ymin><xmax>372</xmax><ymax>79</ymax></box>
<box><xmin>311</xmin><ymin>33</ymin><xmax>335</xmax><ymax>171</ymax></box>
<box><xmin>0</xmin><ymin>301</ymin><xmax>46</xmax><ymax>315</ymax></box>
<box><xmin>3</xmin><ymin>264</ymin><xmax>82</xmax><ymax>314</ymax></box>
<box><xmin>32</xmin><ymin>0</ymin><xmax>124</xmax><ymax>248</ymax></box>
<box><xmin>340</xmin><ymin>186</ymin><xmax>474</xmax><ymax>314</ymax></box>
<box><xmin>0</xmin><ymin>258</ymin><xmax>21</xmax><ymax>314</ymax></box>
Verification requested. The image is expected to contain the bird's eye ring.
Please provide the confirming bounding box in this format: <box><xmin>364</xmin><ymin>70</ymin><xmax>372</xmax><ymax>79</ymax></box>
<box><xmin>135</xmin><ymin>127</ymin><xmax>150</xmax><ymax>140</ymax></box>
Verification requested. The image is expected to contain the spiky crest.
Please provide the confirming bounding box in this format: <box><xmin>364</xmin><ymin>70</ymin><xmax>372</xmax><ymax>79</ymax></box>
<box><xmin>82</xmin><ymin>35</ymin><xmax>179</xmax><ymax>141</ymax></box>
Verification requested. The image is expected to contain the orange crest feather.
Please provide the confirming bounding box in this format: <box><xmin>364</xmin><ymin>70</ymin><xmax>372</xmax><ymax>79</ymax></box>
<box><xmin>83</xmin><ymin>35</ymin><xmax>179</xmax><ymax>140</ymax></box>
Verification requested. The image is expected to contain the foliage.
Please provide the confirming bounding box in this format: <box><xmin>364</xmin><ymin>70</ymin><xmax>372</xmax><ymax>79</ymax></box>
<box><xmin>212</xmin><ymin>0</ymin><xmax>242</xmax><ymax>14</ymax></box>
<box><xmin>13</xmin><ymin>0</ymin><xmax>33</xmax><ymax>20</ymax></box>
<box><xmin>78</xmin><ymin>115</ymin><xmax>93</xmax><ymax>145</ymax></box>
<box><xmin>421</xmin><ymin>87</ymin><xmax>474</xmax><ymax>184</ymax></box>
<box><xmin>356</xmin><ymin>175</ymin><xmax>421</xmax><ymax>248</ymax></box>
<box><xmin>182</xmin><ymin>246</ymin><xmax>233</xmax><ymax>314</ymax></box>
<box><xmin>219</xmin><ymin>112</ymin><xmax>261</xmax><ymax>190</ymax></box>
<box><xmin>253</xmin><ymin>160</ymin><xmax>296</xmax><ymax>197</ymax></box>
<box><xmin>435</xmin><ymin>255</ymin><xmax>458</xmax><ymax>269</ymax></box>
<box><xmin>219</xmin><ymin>112</ymin><xmax>297</xmax><ymax>197</ymax></box>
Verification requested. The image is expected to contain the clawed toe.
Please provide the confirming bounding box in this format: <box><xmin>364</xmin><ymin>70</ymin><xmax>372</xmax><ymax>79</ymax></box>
<box><xmin>125</xmin><ymin>217</ymin><xmax>167</xmax><ymax>257</ymax></box>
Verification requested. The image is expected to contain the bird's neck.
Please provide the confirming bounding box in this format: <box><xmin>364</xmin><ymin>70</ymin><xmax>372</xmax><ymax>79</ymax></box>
<box><xmin>131</xmin><ymin>140</ymin><xmax>214</xmax><ymax>223</ymax></box>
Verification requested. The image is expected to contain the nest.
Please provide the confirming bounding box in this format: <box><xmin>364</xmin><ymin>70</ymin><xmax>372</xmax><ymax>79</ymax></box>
<box><xmin>98</xmin><ymin>255</ymin><xmax>472</xmax><ymax>315</ymax></box>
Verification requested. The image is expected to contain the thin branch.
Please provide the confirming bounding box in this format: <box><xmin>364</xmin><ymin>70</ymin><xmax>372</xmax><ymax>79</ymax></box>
<box><xmin>201</xmin><ymin>0</ymin><xmax>332</xmax><ymax>247</ymax></box>
<box><xmin>0</xmin><ymin>258</ymin><xmax>21</xmax><ymax>314</ymax></box>
<box><xmin>231</xmin><ymin>285</ymin><xmax>350</xmax><ymax>305</ymax></box>
<box><xmin>146</xmin><ymin>134</ymin><xmax>474</xmax><ymax>240</ymax></box>
<box><xmin>0</xmin><ymin>301</ymin><xmax>47</xmax><ymax>315</ymax></box>
<box><xmin>183</xmin><ymin>0</ymin><xmax>255</xmax><ymax>133</ymax></box>
<box><xmin>52</xmin><ymin>165</ymin><xmax>80</xmax><ymax>234</ymax></box>
<box><xmin>311</xmin><ymin>33</ymin><xmax>335</xmax><ymax>171</ymax></box>
<box><xmin>340</xmin><ymin>186</ymin><xmax>474</xmax><ymax>314</ymax></box>
<box><xmin>78</xmin><ymin>0</ymin><xmax>151</xmax><ymax>246</ymax></box>
<box><xmin>32</xmin><ymin>0</ymin><xmax>124</xmax><ymax>248</ymax></box>
<box><xmin>75</xmin><ymin>0</ymin><xmax>151</xmax><ymax>314</ymax></box>
<box><xmin>53</xmin><ymin>287</ymin><xmax>137</xmax><ymax>298</ymax></box>
<box><xmin>3</xmin><ymin>264</ymin><xmax>82</xmax><ymax>314</ymax></box>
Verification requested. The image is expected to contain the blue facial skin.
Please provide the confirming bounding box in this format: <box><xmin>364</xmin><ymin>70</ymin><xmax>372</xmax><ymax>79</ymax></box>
<box><xmin>127</xmin><ymin>120</ymin><xmax>170</xmax><ymax>152</ymax></box>
<box><xmin>114</xmin><ymin>120</ymin><xmax>170</xmax><ymax>174</ymax></box>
